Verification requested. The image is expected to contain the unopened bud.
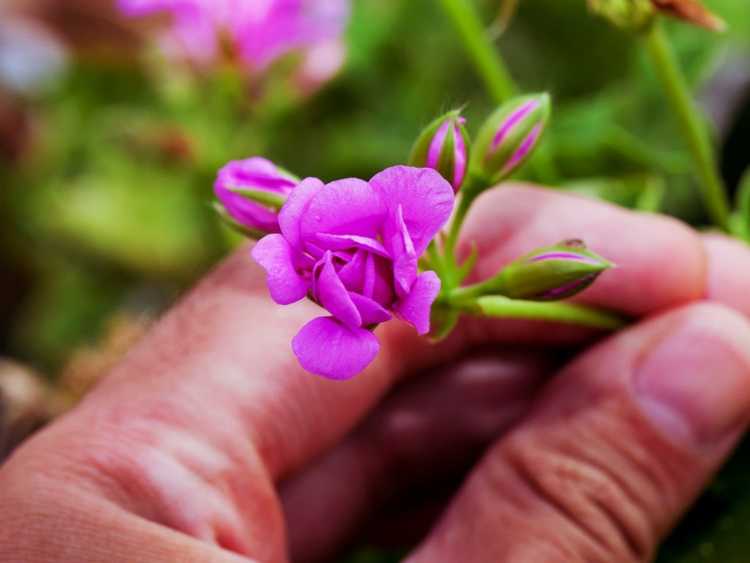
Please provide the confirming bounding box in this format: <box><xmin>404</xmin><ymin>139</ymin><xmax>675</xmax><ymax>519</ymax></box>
<box><xmin>472</xmin><ymin>93</ymin><xmax>550</xmax><ymax>184</ymax></box>
<box><xmin>493</xmin><ymin>240</ymin><xmax>613</xmax><ymax>301</ymax></box>
<box><xmin>652</xmin><ymin>0</ymin><xmax>726</xmax><ymax>32</ymax></box>
<box><xmin>409</xmin><ymin>110</ymin><xmax>470</xmax><ymax>192</ymax></box>
<box><xmin>214</xmin><ymin>157</ymin><xmax>297</xmax><ymax>234</ymax></box>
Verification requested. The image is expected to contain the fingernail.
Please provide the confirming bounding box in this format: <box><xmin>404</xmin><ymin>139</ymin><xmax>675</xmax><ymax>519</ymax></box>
<box><xmin>635</xmin><ymin>306</ymin><xmax>750</xmax><ymax>446</ymax></box>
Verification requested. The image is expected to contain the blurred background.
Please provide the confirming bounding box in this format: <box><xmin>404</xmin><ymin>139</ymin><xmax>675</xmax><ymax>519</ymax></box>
<box><xmin>0</xmin><ymin>0</ymin><xmax>749</xmax><ymax>560</ymax></box>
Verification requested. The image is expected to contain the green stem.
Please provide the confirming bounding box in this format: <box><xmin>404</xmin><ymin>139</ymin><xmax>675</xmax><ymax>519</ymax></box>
<box><xmin>460</xmin><ymin>296</ymin><xmax>627</xmax><ymax>330</ymax></box>
<box><xmin>438</xmin><ymin>0</ymin><xmax>517</xmax><ymax>102</ymax></box>
<box><xmin>642</xmin><ymin>22</ymin><xmax>731</xmax><ymax>230</ymax></box>
<box><xmin>445</xmin><ymin>189</ymin><xmax>478</xmax><ymax>258</ymax></box>
<box><xmin>442</xmin><ymin>173</ymin><xmax>491</xmax><ymax>276</ymax></box>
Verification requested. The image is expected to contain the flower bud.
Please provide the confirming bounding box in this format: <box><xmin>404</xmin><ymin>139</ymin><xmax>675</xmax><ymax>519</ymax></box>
<box><xmin>652</xmin><ymin>0</ymin><xmax>726</xmax><ymax>32</ymax></box>
<box><xmin>472</xmin><ymin>93</ymin><xmax>550</xmax><ymax>184</ymax></box>
<box><xmin>587</xmin><ymin>0</ymin><xmax>656</xmax><ymax>31</ymax></box>
<box><xmin>214</xmin><ymin>157</ymin><xmax>298</xmax><ymax>233</ymax></box>
<box><xmin>409</xmin><ymin>110</ymin><xmax>470</xmax><ymax>192</ymax></box>
<box><xmin>493</xmin><ymin>240</ymin><xmax>613</xmax><ymax>301</ymax></box>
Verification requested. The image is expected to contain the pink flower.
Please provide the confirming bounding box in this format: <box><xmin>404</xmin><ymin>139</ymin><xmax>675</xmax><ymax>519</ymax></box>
<box><xmin>214</xmin><ymin>157</ymin><xmax>297</xmax><ymax>233</ymax></box>
<box><xmin>119</xmin><ymin>0</ymin><xmax>349</xmax><ymax>73</ymax></box>
<box><xmin>252</xmin><ymin>166</ymin><xmax>455</xmax><ymax>379</ymax></box>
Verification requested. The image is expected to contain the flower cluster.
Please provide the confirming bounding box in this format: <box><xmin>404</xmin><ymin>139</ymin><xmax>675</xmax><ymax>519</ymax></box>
<box><xmin>216</xmin><ymin>94</ymin><xmax>616</xmax><ymax>380</ymax></box>
<box><xmin>119</xmin><ymin>0</ymin><xmax>349</xmax><ymax>78</ymax></box>
<box><xmin>251</xmin><ymin>166</ymin><xmax>454</xmax><ymax>379</ymax></box>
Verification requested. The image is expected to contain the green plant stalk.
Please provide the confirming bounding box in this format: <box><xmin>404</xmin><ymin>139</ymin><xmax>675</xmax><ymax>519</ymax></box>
<box><xmin>443</xmin><ymin>173</ymin><xmax>489</xmax><ymax>266</ymax></box>
<box><xmin>454</xmin><ymin>295</ymin><xmax>627</xmax><ymax>330</ymax></box>
<box><xmin>642</xmin><ymin>22</ymin><xmax>731</xmax><ymax>230</ymax></box>
<box><xmin>438</xmin><ymin>0</ymin><xmax>517</xmax><ymax>102</ymax></box>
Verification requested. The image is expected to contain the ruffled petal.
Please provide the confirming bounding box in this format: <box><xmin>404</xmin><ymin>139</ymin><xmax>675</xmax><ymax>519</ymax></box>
<box><xmin>292</xmin><ymin>317</ymin><xmax>379</xmax><ymax>380</ymax></box>
<box><xmin>338</xmin><ymin>248</ymin><xmax>367</xmax><ymax>292</ymax></box>
<box><xmin>394</xmin><ymin>271</ymin><xmax>441</xmax><ymax>335</ymax></box>
<box><xmin>370</xmin><ymin>166</ymin><xmax>454</xmax><ymax>255</ymax></box>
<box><xmin>315</xmin><ymin>233</ymin><xmax>390</xmax><ymax>258</ymax></box>
<box><xmin>349</xmin><ymin>293</ymin><xmax>392</xmax><ymax>325</ymax></box>
<box><xmin>317</xmin><ymin>252</ymin><xmax>362</xmax><ymax>328</ymax></box>
<box><xmin>251</xmin><ymin>234</ymin><xmax>309</xmax><ymax>305</ymax></box>
<box><xmin>279</xmin><ymin>177</ymin><xmax>324</xmax><ymax>249</ymax></box>
<box><xmin>392</xmin><ymin>204</ymin><xmax>418</xmax><ymax>298</ymax></box>
<box><xmin>300</xmin><ymin>178</ymin><xmax>387</xmax><ymax>240</ymax></box>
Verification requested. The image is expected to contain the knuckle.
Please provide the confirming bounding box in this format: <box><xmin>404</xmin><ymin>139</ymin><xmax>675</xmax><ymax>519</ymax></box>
<box><xmin>489</xmin><ymin>427</ymin><xmax>661</xmax><ymax>563</ymax></box>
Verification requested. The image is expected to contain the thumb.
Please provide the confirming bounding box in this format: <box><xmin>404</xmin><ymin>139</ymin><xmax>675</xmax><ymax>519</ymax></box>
<box><xmin>409</xmin><ymin>303</ymin><xmax>750</xmax><ymax>562</ymax></box>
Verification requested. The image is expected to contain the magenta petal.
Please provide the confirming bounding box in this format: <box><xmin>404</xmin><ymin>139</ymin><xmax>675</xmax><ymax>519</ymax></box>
<box><xmin>338</xmin><ymin>248</ymin><xmax>367</xmax><ymax>292</ymax></box>
<box><xmin>394</xmin><ymin>271</ymin><xmax>441</xmax><ymax>335</ymax></box>
<box><xmin>300</xmin><ymin>178</ymin><xmax>387</xmax><ymax>239</ymax></box>
<box><xmin>361</xmin><ymin>253</ymin><xmax>394</xmax><ymax>304</ymax></box>
<box><xmin>349</xmin><ymin>293</ymin><xmax>392</xmax><ymax>325</ymax></box>
<box><xmin>292</xmin><ymin>317</ymin><xmax>379</xmax><ymax>380</ymax></box>
<box><xmin>317</xmin><ymin>252</ymin><xmax>362</xmax><ymax>328</ymax></box>
<box><xmin>279</xmin><ymin>177</ymin><xmax>324</xmax><ymax>249</ymax></box>
<box><xmin>315</xmin><ymin>233</ymin><xmax>390</xmax><ymax>258</ymax></box>
<box><xmin>392</xmin><ymin>205</ymin><xmax>418</xmax><ymax>298</ymax></box>
<box><xmin>251</xmin><ymin>234</ymin><xmax>309</xmax><ymax>305</ymax></box>
<box><xmin>370</xmin><ymin>166</ymin><xmax>454</xmax><ymax>255</ymax></box>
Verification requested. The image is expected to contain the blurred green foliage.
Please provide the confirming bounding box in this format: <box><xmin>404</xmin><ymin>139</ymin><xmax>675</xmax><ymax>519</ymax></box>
<box><xmin>2</xmin><ymin>0</ymin><xmax>750</xmax><ymax>560</ymax></box>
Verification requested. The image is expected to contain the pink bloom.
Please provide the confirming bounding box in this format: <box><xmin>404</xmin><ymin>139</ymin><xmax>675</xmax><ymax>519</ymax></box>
<box><xmin>119</xmin><ymin>0</ymin><xmax>349</xmax><ymax>72</ymax></box>
<box><xmin>252</xmin><ymin>166</ymin><xmax>455</xmax><ymax>379</ymax></box>
<box><xmin>214</xmin><ymin>157</ymin><xmax>297</xmax><ymax>232</ymax></box>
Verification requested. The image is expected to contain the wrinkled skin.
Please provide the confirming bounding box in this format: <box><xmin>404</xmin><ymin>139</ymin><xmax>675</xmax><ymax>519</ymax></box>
<box><xmin>2</xmin><ymin>186</ymin><xmax>750</xmax><ymax>562</ymax></box>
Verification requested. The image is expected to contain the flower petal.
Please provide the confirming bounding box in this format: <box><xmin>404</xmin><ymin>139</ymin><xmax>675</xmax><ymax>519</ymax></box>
<box><xmin>292</xmin><ymin>317</ymin><xmax>379</xmax><ymax>380</ymax></box>
<box><xmin>394</xmin><ymin>271</ymin><xmax>441</xmax><ymax>335</ymax></box>
<box><xmin>300</xmin><ymin>178</ymin><xmax>387</xmax><ymax>240</ymax></box>
<box><xmin>315</xmin><ymin>233</ymin><xmax>390</xmax><ymax>258</ymax></box>
<box><xmin>251</xmin><ymin>234</ymin><xmax>309</xmax><ymax>305</ymax></box>
<box><xmin>337</xmin><ymin>248</ymin><xmax>367</xmax><ymax>292</ymax></box>
<box><xmin>349</xmin><ymin>293</ymin><xmax>392</xmax><ymax>325</ymax></box>
<box><xmin>392</xmin><ymin>204</ymin><xmax>418</xmax><ymax>298</ymax></box>
<box><xmin>317</xmin><ymin>252</ymin><xmax>362</xmax><ymax>328</ymax></box>
<box><xmin>370</xmin><ymin>166</ymin><xmax>454</xmax><ymax>255</ymax></box>
<box><xmin>279</xmin><ymin>177</ymin><xmax>324</xmax><ymax>249</ymax></box>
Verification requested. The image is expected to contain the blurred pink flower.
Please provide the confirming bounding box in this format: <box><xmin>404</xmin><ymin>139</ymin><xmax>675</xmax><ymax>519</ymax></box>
<box><xmin>252</xmin><ymin>166</ymin><xmax>455</xmax><ymax>380</ymax></box>
<box><xmin>119</xmin><ymin>0</ymin><xmax>349</xmax><ymax>75</ymax></box>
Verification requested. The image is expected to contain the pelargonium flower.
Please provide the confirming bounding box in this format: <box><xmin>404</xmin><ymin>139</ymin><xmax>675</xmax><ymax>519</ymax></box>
<box><xmin>214</xmin><ymin>157</ymin><xmax>297</xmax><ymax>233</ymax></box>
<box><xmin>252</xmin><ymin>166</ymin><xmax>455</xmax><ymax>379</ymax></box>
<box><xmin>119</xmin><ymin>0</ymin><xmax>349</xmax><ymax>74</ymax></box>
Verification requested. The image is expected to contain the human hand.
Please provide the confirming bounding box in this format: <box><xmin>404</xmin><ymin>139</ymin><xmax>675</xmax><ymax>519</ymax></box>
<box><xmin>2</xmin><ymin>187</ymin><xmax>750</xmax><ymax>563</ymax></box>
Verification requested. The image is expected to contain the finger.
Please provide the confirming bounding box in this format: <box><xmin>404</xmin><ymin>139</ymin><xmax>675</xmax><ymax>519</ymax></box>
<box><xmin>410</xmin><ymin>303</ymin><xmax>750</xmax><ymax>562</ymax></box>
<box><xmin>702</xmin><ymin>233</ymin><xmax>750</xmax><ymax>315</ymax></box>
<box><xmin>281</xmin><ymin>350</ymin><xmax>554</xmax><ymax>563</ymax></box>
<box><xmin>460</xmin><ymin>186</ymin><xmax>705</xmax><ymax>315</ymax></box>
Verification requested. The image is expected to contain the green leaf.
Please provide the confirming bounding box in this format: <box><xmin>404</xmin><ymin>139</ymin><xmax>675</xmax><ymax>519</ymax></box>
<box><xmin>429</xmin><ymin>306</ymin><xmax>460</xmax><ymax>342</ymax></box>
